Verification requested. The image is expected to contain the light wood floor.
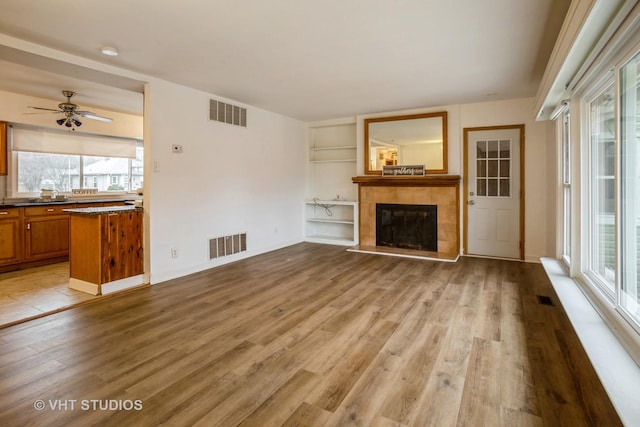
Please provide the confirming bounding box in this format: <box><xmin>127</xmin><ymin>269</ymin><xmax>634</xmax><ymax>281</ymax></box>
<box><xmin>0</xmin><ymin>243</ymin><xmax>621</xmax><ymax>426</ymax></box>
<box><xmin>0</xmin><ymin>262</ymin><xmax>99</xmax><ymax>328</ymax></box>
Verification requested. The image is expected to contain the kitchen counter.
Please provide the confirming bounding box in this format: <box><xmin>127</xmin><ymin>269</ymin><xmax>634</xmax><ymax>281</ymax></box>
<box><xmin>64</xmin><ymin>205</ymin><xmax>143</xmax><ymax>215</ymax></box>
<box><xmin>1</xmin><ymin>198</ymin><xmax>137</xmax><ymax>208</ymax></box>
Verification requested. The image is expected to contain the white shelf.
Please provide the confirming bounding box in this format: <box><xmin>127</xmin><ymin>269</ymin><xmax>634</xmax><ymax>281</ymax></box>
<box><xmin>310</xmin><ymin>145</ymin><xmax>355</xmax><ymax>151</ymax></box>
<box><xmin>307</xmin><ymin>218</ymin><xmax>354</xmax><ymax>225</ymax></box>
<box><xmin>304</xmin><ymin>200</ymin><xmax>358</xmax><ymax>246</ymax></box>
<box><xmin>305</xmin><ymin>199</ymin><xmax>356</xmax><ymax>206</ymax></box>
<box><xmin>305</xmin><ymin>235</ymin><xmax>356</xmax><ymax>245</ymax></box>
<box><xmin>310</xmin><ymin>159</ymin><xmax>357</xmax><ymax>163</ymax></box>
<box><xmin>306</xmin><ymin>120</ymin><xmax>358</xmax><ymax>246</ymax></box>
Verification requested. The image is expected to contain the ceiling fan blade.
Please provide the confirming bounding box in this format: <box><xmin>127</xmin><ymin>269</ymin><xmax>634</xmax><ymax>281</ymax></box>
<box><xmin>76</xmin><ymin>111</ymin><xmax>113</xmax><ymax>123</ymax></box>
<box><xmin>28</xmin><ymin>106</ymin><xmax>61</xmax><ymax>112</ymax></box>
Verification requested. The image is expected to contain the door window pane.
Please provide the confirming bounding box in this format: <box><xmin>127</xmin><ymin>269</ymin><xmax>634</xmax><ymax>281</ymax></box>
<box><xmin>588</xmin><ymin>82</ymin><xmax>616</xmax><ymax>293</ymax></box>
<box><xmin>476</xmin><ymin>139</ymin><xmax>511</xmax><ymax>198</ymax></box>
<box><xmin>477</xmin><ymin>179</ymin><xmax>486</xmax><ymax>196</ymax></box>
<box><xmin>477</xmin><ymin>160</ymin><xmax>486</xmax><ymax>177</ymax></box>
<box><xmin>620</xmin><ymin>53</ymin><xmax>640</xmax><ymax>324</ymax></box>
<box><xmin>487</xmin><ymin>179</ymin><xmax>498</xmax><ymax>196</ymax></box>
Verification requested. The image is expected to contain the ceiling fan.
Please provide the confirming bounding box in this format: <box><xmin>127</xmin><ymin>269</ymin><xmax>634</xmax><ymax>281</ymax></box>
<box><xmin>27</xmin><ymin>90</ymin><xmax>113</xmax><ymax>129</ymax></box>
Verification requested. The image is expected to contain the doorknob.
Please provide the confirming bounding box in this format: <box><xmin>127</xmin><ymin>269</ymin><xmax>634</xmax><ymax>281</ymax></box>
<box><xmin>468</xmin><ymin>200</ymin><xmax>475</xmax><ymax>205</ymax></box>
<box><xmin>469</xmin><ymin>191</ymin><xmax>475</xmax><ymax>196</ymax></box>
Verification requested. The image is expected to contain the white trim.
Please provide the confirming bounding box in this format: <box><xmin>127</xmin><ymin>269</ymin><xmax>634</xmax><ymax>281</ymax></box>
<box><xmin>68</xmin><ymin>278</ymin><xmax>100</xmax><ymax>295</ymax></box>
<box><xmin>101</xmin><ymin>274</ymin><xmax>145</xmax><ymax>295</ymax></box>
<box><xmin>346</xmin><ymin>247</ymin><xmax>459</xmax><ymax>263</ymax></box>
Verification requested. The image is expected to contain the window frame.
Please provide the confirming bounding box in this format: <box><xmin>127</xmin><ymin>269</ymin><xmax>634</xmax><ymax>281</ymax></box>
<box><xmin>582</xmin><ymin>77</ymin><xmax>618</xmax><ymax>300</ymax></box>
<box><xmin>561</xmin><ymin>108</ymin><xmax>572</xmax><ymax>265</ymax></box>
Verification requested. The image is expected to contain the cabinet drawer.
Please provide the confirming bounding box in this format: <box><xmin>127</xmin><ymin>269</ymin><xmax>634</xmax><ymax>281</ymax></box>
<box><xmin>0</xmin><ymin>208</ymin><xmax>20</xmax><ymax>218</ymax></box>
<box><xmin>24</xmin><ymin>205</ymin><xmax>74</xmax><ymax>216</ymax></box>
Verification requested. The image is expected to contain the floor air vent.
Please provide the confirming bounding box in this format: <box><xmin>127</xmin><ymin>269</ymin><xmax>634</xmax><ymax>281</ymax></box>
<box><xmin>209</xmin><ymin>233</ymin><xmax>247</xmax><ymax>259</ymax></box>
<box><xmin>536</xmin><ymin>295</ymin><xmax>555</xmax><ymax>306</ymax></box>
<box><xmin>209</xmin><ymin>99</ymin><xmax>247</xmax><ymax>127</ymax></box>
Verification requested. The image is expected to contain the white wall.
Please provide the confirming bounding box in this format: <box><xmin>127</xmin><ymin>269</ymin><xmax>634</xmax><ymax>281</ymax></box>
<box><xmin>144</xmin><ymin>79</ymin><xmax>307</xmax><ymax>284</ymax></box>
<box><xmin>459</xmin><ymin>97</ymin><xmax>552</xmax><ymax>262</ymax></box>
<box><xmin>0</xmin><ymin>82</ymin><xmax>306</xmax><ymax>285</ymax></box>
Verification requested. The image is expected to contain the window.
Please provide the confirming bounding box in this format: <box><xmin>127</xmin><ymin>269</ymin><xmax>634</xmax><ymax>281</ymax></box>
<box><xmin>562</xmin><ymin>109</ymin><xmax>571</xmax><ymax>261</ymax></box>
<box><xmin>586</xmin><ymin>82</ymin><xmax>616</xmax><ymax>295</ymax></box>
<box><xmin>620</xmin><ymin>51</ymin><xmax>640</xmax><ymax>325</ymax></box>
<box><xmin>10</xmin><ymin>126</ymin><xmax>143</xmax><ymax>195</ymax></box>
<box><xmin>17</xmin><ymin>151</ymin><xmax>79</xmax><ymax>193</ymax></box>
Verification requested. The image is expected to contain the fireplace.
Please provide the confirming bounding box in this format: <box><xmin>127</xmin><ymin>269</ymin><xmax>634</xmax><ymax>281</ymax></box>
<box><xmin>376</xmin><ymin>204</ymin><xmax>437</xmax><ymax>251</ymax></box>
<box><xmin>352</xmin><ymin>175</ymin><xmax>461</xmax><ymax>260</ymax></box>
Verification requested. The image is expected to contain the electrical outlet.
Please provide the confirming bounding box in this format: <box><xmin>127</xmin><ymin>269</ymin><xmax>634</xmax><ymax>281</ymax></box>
<box><xmin>171</xmin><ymin>248</ymin><xmax>178</xmax><ymax>258</ymax></box>
<box><xmin>171</xmin><ymin>144</ymin><xmax>183</xmax><ymax>153</ymax></box>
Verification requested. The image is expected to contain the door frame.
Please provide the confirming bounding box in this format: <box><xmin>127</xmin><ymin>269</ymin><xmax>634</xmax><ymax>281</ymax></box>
<box><xmin>462</xmin><ymin>124</ymin><xmax>525</xmax><ymax>260</ymax></box>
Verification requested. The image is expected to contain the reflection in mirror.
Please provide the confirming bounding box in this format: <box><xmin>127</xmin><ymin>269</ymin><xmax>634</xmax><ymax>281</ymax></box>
<box><xmin>364</xmin><ymin>111</ymin><xmax>447</xmax><ymax>174</ymax></box>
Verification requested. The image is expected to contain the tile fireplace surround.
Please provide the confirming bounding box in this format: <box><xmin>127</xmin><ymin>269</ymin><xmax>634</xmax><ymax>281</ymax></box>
<box><xmin>351</xmin><ymin>175</ymin><xmax>460</xmax><ymax>260</ymax></box>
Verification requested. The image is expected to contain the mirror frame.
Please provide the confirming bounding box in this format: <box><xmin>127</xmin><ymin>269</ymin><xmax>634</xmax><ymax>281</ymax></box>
<box><xmin>364</xmin><ymin>111</ymin><xmax>448</xmax><ymax>175</ymax></box>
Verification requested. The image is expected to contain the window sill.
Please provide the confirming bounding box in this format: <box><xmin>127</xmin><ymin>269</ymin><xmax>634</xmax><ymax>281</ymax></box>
<box><xmin>541</xmin><ymin>257</ymin><xmax>640</xmax><ymax>427</ymax></box>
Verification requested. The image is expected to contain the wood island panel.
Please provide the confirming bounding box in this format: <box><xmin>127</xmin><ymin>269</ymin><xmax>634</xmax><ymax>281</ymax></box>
<box><xmin>101</xmin><ymin>210</ymin><xmax>143</xmax><ymax>283</ymax></box>
<box><xmin>70</xmin><ymin>214</ymin><xmax>101</xmax><ymax>284</ymax></box>
<box><xmin>69</xmin><ymin>209</ymin><xmax>143</xmax><ymax>293</ymax></box>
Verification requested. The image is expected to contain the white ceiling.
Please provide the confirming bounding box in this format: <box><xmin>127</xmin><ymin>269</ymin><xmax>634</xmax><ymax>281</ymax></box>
<box><xmin>0</xmin><ymin>0</ymin><xmax>570</xmax><ymax>121</ymax></box>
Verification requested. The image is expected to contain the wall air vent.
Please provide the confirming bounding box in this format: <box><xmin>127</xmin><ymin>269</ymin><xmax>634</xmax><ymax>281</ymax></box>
<box><xmin>209</xmin><ymin>99</ymin><xmax>247</xmax><ymax>127</ymax></box>
<box><xmin>209</xmin><ymin>233</ymin><xmax>247</xmax><ymax>259</ymax></box>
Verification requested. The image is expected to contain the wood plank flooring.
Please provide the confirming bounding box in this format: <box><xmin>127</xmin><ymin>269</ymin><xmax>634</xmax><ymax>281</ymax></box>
<box><xmin>0</xmin><ymin>243</ymin><xmax>622</xmax><ymax>426</ymax></box>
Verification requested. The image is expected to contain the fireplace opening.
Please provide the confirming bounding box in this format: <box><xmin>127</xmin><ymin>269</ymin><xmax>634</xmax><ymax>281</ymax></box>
<box><xmin>376</xmin><ymin>203</ymin><xmax>437</xmax><ymax>251</ymax></box>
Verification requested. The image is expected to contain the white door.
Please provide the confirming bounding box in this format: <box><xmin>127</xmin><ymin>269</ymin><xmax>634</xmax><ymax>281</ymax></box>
<box><xmin>466</xmin><ymin>127</ymin><xmax>522</xmax><ymax>259</ymax></box>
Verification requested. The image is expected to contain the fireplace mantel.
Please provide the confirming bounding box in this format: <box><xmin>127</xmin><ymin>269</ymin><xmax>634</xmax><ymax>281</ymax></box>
<box><xmin>351</xmin><ymin>174</ymin><xmax>460</xmax><ymax>260</ymax></box>
<box><xmin>352</xmin><ymin>175</ymin><xmax>461</xmax><ymax>187</ymax></box>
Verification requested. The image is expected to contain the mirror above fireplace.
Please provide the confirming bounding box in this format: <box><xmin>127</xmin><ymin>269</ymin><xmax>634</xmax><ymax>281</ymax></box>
<box><xmin>364</xmin><ymin>111</ymin><xmax>448</xmax><ymax>175</ymax></box>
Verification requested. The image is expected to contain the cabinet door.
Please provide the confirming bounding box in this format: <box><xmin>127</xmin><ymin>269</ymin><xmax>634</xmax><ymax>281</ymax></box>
<box><xmin>0</xmin><ymin>216</ymin><xmax>21</xmax><ymax>266</ymax></box>
<box><xmin>24</xmin><ymin>215</ymin><xmax>70</xmax><ymax>261</ymax></box>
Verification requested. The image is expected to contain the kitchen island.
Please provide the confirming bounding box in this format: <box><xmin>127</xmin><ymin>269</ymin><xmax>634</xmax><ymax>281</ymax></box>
<box><xmin>64</xmin><ymin>205</ymin><xmax>144</xmax><ymax>295</ymax></box>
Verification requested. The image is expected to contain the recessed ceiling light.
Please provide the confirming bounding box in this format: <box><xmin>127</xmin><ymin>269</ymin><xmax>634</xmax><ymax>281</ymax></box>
<box><xmin>101</xmin><ymin>46</ymin><xmax>119</xmax><ymax>56</ymax></box>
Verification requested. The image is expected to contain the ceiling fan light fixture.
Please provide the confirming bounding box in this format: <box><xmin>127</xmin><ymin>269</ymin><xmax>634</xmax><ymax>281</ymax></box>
<box><xmin>101</xmin><ymin>46</ymin><xmax>119</xmax><ymax>57</ymax></box>
<box><xmin>56</xmin><ymin>118</ymin><xmax>66</xmax><ymax>126</ymax></box>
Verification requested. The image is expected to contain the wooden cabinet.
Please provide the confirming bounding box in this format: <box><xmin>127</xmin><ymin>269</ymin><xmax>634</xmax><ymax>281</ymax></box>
<box><xmin>0</xmin><ymin>201</ymin><xmax>130</xmax><ymax>272</ymax></box>
<box><xmin>69</xmin><ymin>208</ymin><xmax>143</xmax><ymax>294</ymax></box>
<box><xmin>0</xmin><ymin>121</ymin><xmax>7</xmax><ymax>176</ymax></box>
<box><xmin>23</xmin><ymin>204</ymin><xmax>73</xmax><ymax>262</ymax></box>
<box><xmin>0</xmin><ymin>208</ymin><xmax>21</xmax><ymax>266</ymax></box>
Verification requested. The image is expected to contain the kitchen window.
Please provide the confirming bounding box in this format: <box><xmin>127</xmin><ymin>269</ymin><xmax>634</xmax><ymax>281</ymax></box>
<box><xmin>9</xmin><ymin>125</ymin><xmax>143</xmax><ymax>195</ymax></box>
<box><xmin>586</xmin><ymin>81</ymin><xmax>616</xmax><ymax>296</ymax></box>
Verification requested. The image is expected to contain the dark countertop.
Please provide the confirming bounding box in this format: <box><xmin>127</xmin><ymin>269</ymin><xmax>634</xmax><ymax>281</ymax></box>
<box><xmin>0</xmin><ymin>199</ymin><xmax>137</xmax><ymax>209</ymax></box>
<box><xmin>64</xmin><ymin>205</ymin><xmax>143</xmax><ymax>215</ymax></box>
